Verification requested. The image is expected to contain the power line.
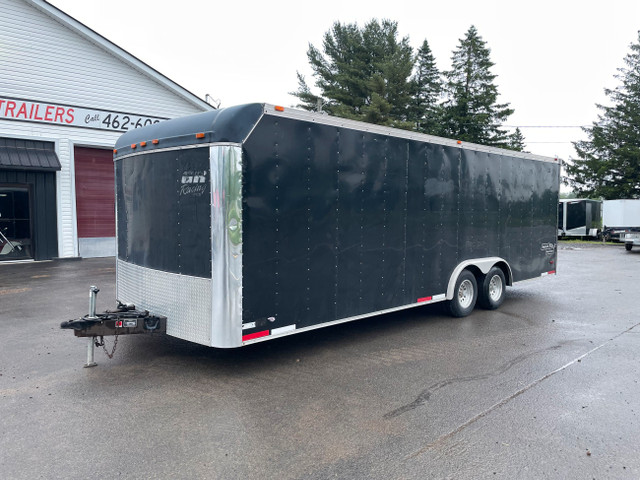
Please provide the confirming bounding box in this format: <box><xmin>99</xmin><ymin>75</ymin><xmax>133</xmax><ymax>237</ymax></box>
<box><xmin>504</xmin><ymin>125</ymin><xmax>588</xmax><ymax>129</ymax></box>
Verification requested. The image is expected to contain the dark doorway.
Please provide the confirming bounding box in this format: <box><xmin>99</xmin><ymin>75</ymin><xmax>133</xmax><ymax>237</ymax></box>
<box><xmin>0</xmin><ymin>185</ymin><xmax>33</xmax><ymax>260</ymax></box>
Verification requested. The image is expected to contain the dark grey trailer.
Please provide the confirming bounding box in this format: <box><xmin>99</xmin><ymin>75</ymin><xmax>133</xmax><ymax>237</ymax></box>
<box><xmin>101</xmin><ymin>103</ymin><xmax>559</xmax><ymax>348</ymax></box>
<box><xmin>558</xmin><ymin>199</ymin><xmax>602</xmax><ymax>238</ymax></box>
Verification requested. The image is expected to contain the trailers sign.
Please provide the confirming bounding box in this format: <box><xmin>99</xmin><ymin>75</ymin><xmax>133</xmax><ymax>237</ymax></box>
<box><xmin>0</xmin><ymin>97</ymin><xmax>167</xmax><ymax>132</ymax></box>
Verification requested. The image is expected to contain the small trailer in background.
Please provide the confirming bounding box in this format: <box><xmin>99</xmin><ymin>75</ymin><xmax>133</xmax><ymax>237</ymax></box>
<box><xmin>602</xmin><ymin>199</ymin><xmax>640</xmax><ymax>243</ymax></box>
<box><xmin>62</xmin><ymin>103</ymin><xmax>559</xmax><ymax>359</ymax></box>
<box><xmin>558</xmin><ymin>199</ymin><xmax>602</xmax><ymax>238</ymax></box>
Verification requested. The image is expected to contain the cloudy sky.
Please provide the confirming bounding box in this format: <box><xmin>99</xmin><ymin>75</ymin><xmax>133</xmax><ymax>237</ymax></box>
<box><xmin>48</xmin><ymin>0</ymin><xmax>640</xmax><ymax>162</ymax></box>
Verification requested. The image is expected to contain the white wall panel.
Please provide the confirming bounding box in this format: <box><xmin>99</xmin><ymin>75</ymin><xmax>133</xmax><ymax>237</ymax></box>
<box><xmin>1</xmin><ymin>0</ymin><xmax>207</xmax><ymax>118</ymax></box>
<box><xmin>0</xmin><ymin>0</ymin><xmax>211</xmax><ymax>259</ymax></box>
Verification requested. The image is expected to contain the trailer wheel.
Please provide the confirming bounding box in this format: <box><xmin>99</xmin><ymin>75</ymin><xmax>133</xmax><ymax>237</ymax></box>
<box><xmin>478</xmin><ymin>267</ymin><xmax>506</xmax><ymax>310</ymax></box>
<box><xmin>447</xmin><ymin>270</ymin><xmax>477</xmax><ymax>317</ymax></box>
<box><xmin>625</xmin><ymin>243</ymin><xmax>633</xmax><ymax>251</ymax></box>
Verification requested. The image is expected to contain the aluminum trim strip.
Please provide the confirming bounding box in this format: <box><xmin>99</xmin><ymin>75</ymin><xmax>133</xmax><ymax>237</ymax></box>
<box><xmin>210</xmin><ymin>145</ymin><xmax>244</xmax><ymax>348</ymax></box>
<box><xmin>114</xmin><ymin>143</ymin><xmax>240</xmax><ymax>162</ymax></box>
<box><xmin>262</xmin><ymin>104</ymin><xmax>556</xmax><ymax>164</ymax></box>
<box><xmin>242</xmin><ymin>297</ymin><xmax>448</xmax><ymax>345</ymax></box>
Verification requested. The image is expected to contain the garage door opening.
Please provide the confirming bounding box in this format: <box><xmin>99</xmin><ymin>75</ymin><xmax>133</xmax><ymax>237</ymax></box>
<box><xmin>0</xmin><ymin>186</ymin><xmax>32</xmax><ymax>261</ymax></box>
<box><xmin>74</xmin><ymin>147</ymin><xmax>115</xmax><ymax>257</ymax></box>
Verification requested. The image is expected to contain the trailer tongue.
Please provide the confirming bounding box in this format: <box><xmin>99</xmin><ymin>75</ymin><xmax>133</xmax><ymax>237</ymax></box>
<box><xmin>61</xmin><ymin>286</ymin><xmax>166</xmax><ymax>367</ymax></box>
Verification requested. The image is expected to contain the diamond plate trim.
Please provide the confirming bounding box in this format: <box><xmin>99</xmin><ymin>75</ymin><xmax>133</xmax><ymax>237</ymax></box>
<box><xmin>116</xmin><ymin>259</ymin><xmax>212</xmax><ymax>346</ymax></box>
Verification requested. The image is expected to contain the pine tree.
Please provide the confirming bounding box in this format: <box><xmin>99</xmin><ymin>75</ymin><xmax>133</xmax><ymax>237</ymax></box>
<box><xmin>566</xmin><ymin>31</ymin><xmax>640</xmax><ymax>199</ymax></box>
<box><xmin>291</xmin><ymin>19</ymin><xmax>415</xmax><ymax>128</ymax></box>
<box><xmin>441</xmin><ymin>25</ymin><xmax>515</xmax><ymax>146</ymax></box>
<box><xmin>410</xmin><ymin>39</ymin><xmax>442</xmax><ymax>135</ymax></box>
<box><xmin>507</xmin><ymin>127</ymin><xmax>526</xmax><ymax>152</ymax></box>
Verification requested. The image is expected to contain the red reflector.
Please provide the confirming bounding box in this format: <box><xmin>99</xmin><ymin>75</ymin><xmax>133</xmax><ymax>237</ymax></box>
<box><xmin>115</xmin><ymin>320</ymin><xmax>123</xmax><ymax>327</ymax></box>
<box><xmin>242</xmin><ymin>330</ymin><xmax>269</xmax><ymax>342</ymax></box>
<box><xmin>548</xmin><ymin>270</ymin><xmax>556</xmax><ymax>275</ymax></box>
<box><xmin>417</xmin><ymin>296</ymin><xmax>432</xmax><ymax>303</ymax></box>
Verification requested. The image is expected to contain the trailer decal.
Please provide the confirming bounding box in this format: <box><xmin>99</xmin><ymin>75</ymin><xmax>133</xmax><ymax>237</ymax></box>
<box><xmin>417</xmin><ymin>294</ymin><xmax>445</xmax><ymax>303</ymax></box>
<box><xmin>271</xmin><ymin>325</ymin><xmax>296</xmax><ymax>335</ymax></box>
<box><xmin>242</xmin><ymin>330</ymin><xmax>269</xmax><ymax>342</ymax></box>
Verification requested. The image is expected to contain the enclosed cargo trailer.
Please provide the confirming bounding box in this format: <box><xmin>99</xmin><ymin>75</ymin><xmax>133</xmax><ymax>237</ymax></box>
<box><xmin>557</xmin><ymin>199</ymin><xmax>601</xmax><ymax>238</ymax></box>
<box><xmin>602</xmin><ymin>199</ymin><xmax>640</xmax><ymax>242</ymax></box>
<box><xmin>63</xmin><ymin>103</ymin><xmax>559</xmax><ymax>351</ymax></box>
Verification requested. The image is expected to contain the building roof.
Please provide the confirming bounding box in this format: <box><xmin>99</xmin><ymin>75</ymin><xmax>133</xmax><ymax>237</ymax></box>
<box><xmin>26</xmin><ymin>0</ymin><xmax>213</xmax><ymax>113</ymax></box>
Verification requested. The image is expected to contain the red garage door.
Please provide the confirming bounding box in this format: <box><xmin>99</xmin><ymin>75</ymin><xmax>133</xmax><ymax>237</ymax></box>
<box><xmin>74</xmin><ymin>147</ymin><xmax>115</xmax><ymax>238</ymax></box>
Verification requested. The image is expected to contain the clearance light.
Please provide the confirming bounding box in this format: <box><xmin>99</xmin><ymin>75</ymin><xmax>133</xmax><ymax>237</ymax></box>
<box><xmin>457</xmin><ymin>140</ymin><xmax>462</xmax><ymax>145</ymax></box>
<box><xmin>196</xmin><ymin>132</ymin><xmax>205</xmax><ymax>139</ymax></box>
<box><xmin>131</xmin><ymin>143</ymin><xmax>137</xmax><ymax>149</ymax></box>
<box><xmin>113</xmin><ymin>149</ymin><xmax>117</xmax><ymax>154</ymax></box>
<box><xmin>152</xmin><ymin>139</ymin><xmax>159</xmax><ymax>145</ymax></box>
<box><xmin>274</xmin><ymin>105</ymin><xmax>285</xmax><ymax>112</ymax></box>
<box><xmin>140</xmin><ymin>141</ymin><xmax>147</xmax><ymax>147</ymax></box>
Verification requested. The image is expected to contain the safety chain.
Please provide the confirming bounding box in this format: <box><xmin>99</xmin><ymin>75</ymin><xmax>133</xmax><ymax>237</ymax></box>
<box><xmin>95</xmin><ymin>335</ymin><xmax>119</xmax><ymax>359</ymax></box>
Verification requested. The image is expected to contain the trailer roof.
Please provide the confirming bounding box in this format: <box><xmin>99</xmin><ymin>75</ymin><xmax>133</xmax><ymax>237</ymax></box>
<box><xmin>114</xmin><ymin>103</ymin><xmax>557</xmax><ymax>164</ymax></box>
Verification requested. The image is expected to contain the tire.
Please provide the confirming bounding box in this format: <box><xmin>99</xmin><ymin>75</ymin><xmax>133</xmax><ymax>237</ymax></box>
<box><xmin>478</xmin><ymin>267</ymin><xmax>506</xmax><ymax>310</ymax></box>
<box><xmin>447</xmin><ymin>270</ymin><xmax>478</xmax><ymax>318</ymax></box>
<box><xmin>625</xmin><ymin>243</ymin><xmax>633</xmax><ymax>251</ymax></box>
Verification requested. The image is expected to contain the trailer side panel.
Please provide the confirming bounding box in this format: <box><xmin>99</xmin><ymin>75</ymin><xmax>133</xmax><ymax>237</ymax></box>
<box><xmin>240</xmin><ymin>114</ymin><xmax>558</xmax><ymax>336</ymax></box>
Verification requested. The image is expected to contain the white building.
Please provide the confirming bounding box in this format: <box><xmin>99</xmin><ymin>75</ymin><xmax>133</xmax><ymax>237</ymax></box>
<box><xmin>0</xmin><ymin>0</ymin><xmax>212</xmax><ymax>261</ymax></box>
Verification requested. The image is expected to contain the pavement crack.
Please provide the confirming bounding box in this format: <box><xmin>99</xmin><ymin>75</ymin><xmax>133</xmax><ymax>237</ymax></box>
<box><xmin>402</xmin><ymin>321</ymin><xmax>640</xmax><ymax>460</ymax></box>
<box><xmin>384</xmin><ymin>344</ymin><xmax>563</xmax><ymax>419</ymax></box>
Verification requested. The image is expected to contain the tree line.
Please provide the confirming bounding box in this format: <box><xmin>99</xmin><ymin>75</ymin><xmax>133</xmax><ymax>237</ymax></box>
<box><xmin>292</xmin><ymin>20</ymin><xmax>525</xmax><ymax>151</ymax></box>
<box><xmin>566</xmin><ymin>31</ymin><xmax>640</xmax><ymax>199</ymax></box>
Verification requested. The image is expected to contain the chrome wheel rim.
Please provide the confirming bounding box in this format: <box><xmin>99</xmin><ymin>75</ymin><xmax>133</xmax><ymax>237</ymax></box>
<box><xmin>488</xmin><ymin>274</ymin><xmax>503</xmax><ymax>301</ymax></box>
<box><xmin>458</xmin><ymin>279</ymin><xmax>474</xmax><ymax>309</ymax></box>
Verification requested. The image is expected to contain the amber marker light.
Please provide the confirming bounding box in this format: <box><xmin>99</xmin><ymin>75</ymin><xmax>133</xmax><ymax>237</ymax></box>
<box><xmin>131</xmin><ymin>143</ymin><xmax>137</xmax><ymax>149</ymax></box>
<box><xmin>195</xmin><ymin>133</ymin><xmax>205</xmax><ymax>139</ymax></box>
<box><xmin>140</xmin><ymin>141</ymin><xmax>147</xmax><ymax>147</ymax></box>
<box><xmin>113</xmin><ymin>149</ymin><xmax>117</xmax><ymax>154</ymax></box>
<box><xmin>152</xmin><ymin>139</ymin><xmax>159</xmax><ymax>145</ymax></box>
<box><xmin>457</xmin><ymin>140</ymin><xmax>462</xmax><ymax>145</ymax></box>
<box><xmin>274</xmin><ymin>105</ymin><xmax>285</xmax><ymax>112</ymax></box>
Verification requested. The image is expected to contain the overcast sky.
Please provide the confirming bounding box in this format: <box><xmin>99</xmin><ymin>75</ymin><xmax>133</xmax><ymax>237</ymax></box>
<box><xmin>48</xmin><ymin>0</ymin><xmax>640</xmax><ymax>162</ymax></box>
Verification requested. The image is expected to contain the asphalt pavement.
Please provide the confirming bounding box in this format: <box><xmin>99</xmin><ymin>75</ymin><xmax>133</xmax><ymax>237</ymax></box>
<box><xmin>1</xmin><ymin>243</ymin><xmax>639</xmax><ymax>479</ymax></box>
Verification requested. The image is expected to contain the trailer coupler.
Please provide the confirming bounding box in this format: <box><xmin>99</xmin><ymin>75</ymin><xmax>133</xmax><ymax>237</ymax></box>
<box><xmin>60</xmin><ymin>305</ymin><xmax>167</xmax><ymax>338</ymax></box>
<box><xmin>60</xmin><ymin>286</ymin><xmax>166</xmax><ymax>367</ymax></box>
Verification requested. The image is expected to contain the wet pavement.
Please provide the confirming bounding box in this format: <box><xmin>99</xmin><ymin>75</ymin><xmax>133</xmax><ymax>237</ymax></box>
<box><xmin>1</xmin><ymin>243</ymin><xmax>639</xmax><ymax>479</ymax></box>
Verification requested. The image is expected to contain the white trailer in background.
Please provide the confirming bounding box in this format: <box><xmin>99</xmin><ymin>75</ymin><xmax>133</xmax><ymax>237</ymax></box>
<box><xmin>602</xmin><ymin>199</ymin><xmax>640</xmax><ymax>246</ymax></box>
